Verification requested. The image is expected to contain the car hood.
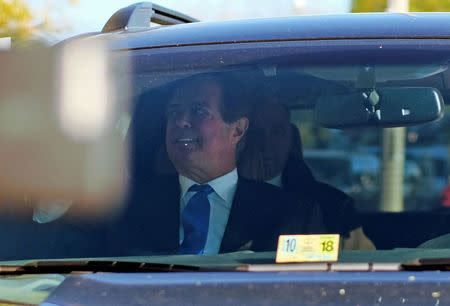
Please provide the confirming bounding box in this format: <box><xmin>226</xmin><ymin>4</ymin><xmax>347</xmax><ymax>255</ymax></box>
<box><xmin>2</xmin><ymin>248</ymin><xmax>450</xmax><ymax>304</ymax></box>
<box><xmin>4</xmin><ymin>271</ymin><xmax>447</xmax><ymax>305</ymax></box>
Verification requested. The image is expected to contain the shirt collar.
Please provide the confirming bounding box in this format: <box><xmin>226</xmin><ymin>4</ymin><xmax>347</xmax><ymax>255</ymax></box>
<box><xmin>265</xmin><ymin>174</ymin><xmax>282</xmax><ymax>188</ymax></box>
<box><xmin>179</xmin><ymin>168</ymin><xmax>238</xmax><ymax>204</ymax></box>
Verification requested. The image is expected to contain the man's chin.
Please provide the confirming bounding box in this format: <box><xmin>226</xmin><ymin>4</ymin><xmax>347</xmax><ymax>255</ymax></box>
<box><xmin>171</xmin><ymin>159</ymin><xmax>206</xmax><ymax>182</ymax></box>
<box><xmin>168</xmin><ymin>149</ymin><xmax>200</xmax><ymax>169</ymax></box>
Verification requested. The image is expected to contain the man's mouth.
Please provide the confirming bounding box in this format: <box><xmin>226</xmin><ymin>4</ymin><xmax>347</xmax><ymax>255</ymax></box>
<box><xmin>175</xmin><ymin>138</ymin><xmax>199</xmax><ymax>144</ymax></box>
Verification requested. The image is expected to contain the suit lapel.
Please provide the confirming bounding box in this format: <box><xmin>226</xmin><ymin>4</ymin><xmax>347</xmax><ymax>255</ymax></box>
<box><xmin>219</xmin><ymin>178</ymin><xmax>252</xmax><ymax>252</ymax></box>
<box><xmin>219</xmin><ymin>177</ymin><xmax>280</xmax><ymax>253</ymax></box>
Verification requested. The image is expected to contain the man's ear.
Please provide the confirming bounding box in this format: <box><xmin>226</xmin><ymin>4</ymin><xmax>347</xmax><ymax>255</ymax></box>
<box><xmin>232</xmin><ymin>117</ymin><xmax>249</xmax><ymax>143</ymax></box>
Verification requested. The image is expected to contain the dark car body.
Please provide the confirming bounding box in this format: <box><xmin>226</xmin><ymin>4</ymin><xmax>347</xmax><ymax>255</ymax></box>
<box><xmin>2</xmin><ymin>3</ymin><xmax>450</xmax><ymax>305</ymax></box>
<box><xmin>60</xmin><ymin>7</ymin><xmax>450</xmax><ymax>252</ymax></box>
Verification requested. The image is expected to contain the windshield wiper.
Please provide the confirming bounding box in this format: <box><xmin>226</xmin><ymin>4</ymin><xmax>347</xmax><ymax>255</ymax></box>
<box><xmin>1</xmin><ymin>257</ymin><xmax>444</xmax><ymax>275</ymax></box>
<box><xmin>402</xmin><ymin>258</ymin><xmax>450</xmax><ymax>271</ymax></box>
<box><xmin>0</xmin><ymin>260</ymin><xmax>207</xmax><ymax>275</ymax></box>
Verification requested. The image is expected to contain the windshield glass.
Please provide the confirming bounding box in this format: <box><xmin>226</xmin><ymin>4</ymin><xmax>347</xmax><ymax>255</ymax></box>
<box><xmin>1</xmin><ymin>38</ymin><xmax>450</xmax><ymax>263</ymax></box>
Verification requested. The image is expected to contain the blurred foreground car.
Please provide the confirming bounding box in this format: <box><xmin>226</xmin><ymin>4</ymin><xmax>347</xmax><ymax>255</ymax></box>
<box><xmin>1</xmin><ymin>2</ymin><xmax>450</xmax><ymax>305</ymax></box>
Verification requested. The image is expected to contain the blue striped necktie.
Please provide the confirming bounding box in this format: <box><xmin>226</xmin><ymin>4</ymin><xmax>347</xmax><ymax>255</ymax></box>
<box><xmin>179</xmin><ymin>184</ymin><xmax>214</xmax><ymax>254</ymax></box>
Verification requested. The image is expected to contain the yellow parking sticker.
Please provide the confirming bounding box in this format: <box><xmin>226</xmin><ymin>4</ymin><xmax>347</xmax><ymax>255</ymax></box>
<box><xmin>276</xmin><ymin>234</ymin><xmax>340</xmax><ymax>263</ymax></box>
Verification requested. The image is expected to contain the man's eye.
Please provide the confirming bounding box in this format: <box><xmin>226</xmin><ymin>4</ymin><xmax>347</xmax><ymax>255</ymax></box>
<box><xmin>194</xmin><ymin>107</ymin><xmax>208</xmax><ymax>116</ymax></box>
<box><xmin>167</xmin><ymin>110</ymin><xmax>178</xmax><ymax>118</ymax></box>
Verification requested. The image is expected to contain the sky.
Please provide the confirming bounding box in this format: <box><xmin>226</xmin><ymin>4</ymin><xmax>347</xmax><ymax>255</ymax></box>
<box><xmin>28</xmin><ymin>0</ymin><xmax>351</xmax><ymax>42</ymax></box>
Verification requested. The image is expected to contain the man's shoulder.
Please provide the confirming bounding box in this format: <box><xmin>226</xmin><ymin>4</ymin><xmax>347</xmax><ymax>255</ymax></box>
<box><xmin>314</xmin><ymin>181</ymin><xmax>352</xmax><ymax>202</ymax></box>
<box><xmin>237</xmin><ymin>176</ymin><xmax>289</xmax><ymax>199</ymax></box>
<box><xmin>235</xmin><ymin>176</ymin><xmax>326</xmax><ymax>235</ymax></box>
<box><xmin>308</xmin><ymin>181</ymin><xmax>360</xmax><ymax>235</ymax></box>
<box><xmin>310</xmin><ymin>181</ymin><xmax>356</xmax><ymax>216</ymax></box>
<box><xmin>235</xmin><ymin>176</ymin><xmax>302</xmax><ymax>212</ymax></box>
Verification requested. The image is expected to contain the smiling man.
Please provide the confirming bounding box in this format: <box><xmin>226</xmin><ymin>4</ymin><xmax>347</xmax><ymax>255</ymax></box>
<box><xmin>165</xmin><ymin>76</ymin><xmax>249</xmax><ymax>254</ymax></box>
<box><xmin>166</xmin><ymin>77</ymin><xmax>248</xmax><ymax>185</ymax></box>
<box><xmin>114</xmin><ymin>73</ymin><xmax>325</xmax><ymax>256</ymax></box>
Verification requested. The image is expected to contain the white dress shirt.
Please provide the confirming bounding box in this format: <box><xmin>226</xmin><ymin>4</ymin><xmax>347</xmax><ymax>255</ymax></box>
<box><xmin>179</xmin><ymin>168</ymin><xmax>238</xmax><ymax>254</ymax></box>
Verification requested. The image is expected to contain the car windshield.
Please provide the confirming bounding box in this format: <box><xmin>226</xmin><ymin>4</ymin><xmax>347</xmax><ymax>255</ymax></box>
<box><xmin>1</xmin><ymin>34</ymin><xmax>450</xmax><ymax>265</ymax></box>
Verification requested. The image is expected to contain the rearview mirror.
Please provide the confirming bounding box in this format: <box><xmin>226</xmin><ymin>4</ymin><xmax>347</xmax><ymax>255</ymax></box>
<box><xmin>315</xmin><ymin>87</ymin><xmax>444</xmax><ymax>128</ymax></box>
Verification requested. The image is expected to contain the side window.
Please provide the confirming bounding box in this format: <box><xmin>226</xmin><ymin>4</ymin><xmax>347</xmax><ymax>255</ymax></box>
<box><xmin>292</xmin><ymin>107</ymin><xmax>450</xmax><ymax>212</ymax></box>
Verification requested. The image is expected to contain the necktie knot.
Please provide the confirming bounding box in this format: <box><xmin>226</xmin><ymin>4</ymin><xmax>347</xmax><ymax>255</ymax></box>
<box><xmin>189</xmin><ymin>184</ymin><xmax>214</xmax><ymax>195</ymax></box>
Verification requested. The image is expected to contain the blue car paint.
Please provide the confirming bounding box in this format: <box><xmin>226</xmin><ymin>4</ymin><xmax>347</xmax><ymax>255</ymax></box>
<box><xmin>43</xmin><ymin>271</ymin><xmax>450</xmax><ymax>305</ymax></box>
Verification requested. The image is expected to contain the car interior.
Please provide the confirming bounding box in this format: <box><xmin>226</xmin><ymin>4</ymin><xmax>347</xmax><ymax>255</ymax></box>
<box><xmin>126</xmin><ymin>60</ymin><xmax>450</xmax><ymax>251</ymax></box>
<box><xmin>0</xmin><ymin>42</ymin><xmax>449</xmax><ymax>259</ymax></box>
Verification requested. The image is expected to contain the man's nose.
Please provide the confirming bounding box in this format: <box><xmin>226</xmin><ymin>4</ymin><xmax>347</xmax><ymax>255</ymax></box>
<box><xmin>175</xmin><ymin>111</ymin><xmax>191</xmax><ymax>128</ymax></box>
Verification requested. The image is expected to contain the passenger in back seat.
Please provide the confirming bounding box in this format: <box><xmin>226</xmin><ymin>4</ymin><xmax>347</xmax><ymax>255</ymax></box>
<box><xmin>238</xmin><ymin>99</ymin><xmax>375</xmax><ymax>250</ymax></box>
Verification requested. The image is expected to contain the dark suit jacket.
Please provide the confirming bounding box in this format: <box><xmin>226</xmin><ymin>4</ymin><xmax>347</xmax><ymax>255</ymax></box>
<box><xmin>0</xmin><ymin>175</ymin><xmax>324</xmax><ymax>259</ymax></box>
<box><xmin>110</xmin><ymin>175</ymin><xmax>325</xmax><ymax>256</ymax></box>
<box><xmin>0</xmin><ymin>207</ymin><xmax>111</xmax><ymax>260</ymax></box>
<box><xmin>282</xmin><ymin>156</ymin><xmax>362</xmax><ymax>238</ymax></box>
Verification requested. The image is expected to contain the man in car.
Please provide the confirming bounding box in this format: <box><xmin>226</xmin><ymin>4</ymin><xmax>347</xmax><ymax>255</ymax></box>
<box><xmin>117</xmin><ymin>73</ymin><xmax>324</xmax><ymax>255</ymax></box>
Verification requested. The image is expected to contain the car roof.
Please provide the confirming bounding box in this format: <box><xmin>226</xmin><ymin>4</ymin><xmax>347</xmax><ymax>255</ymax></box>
<box><xmin>89</xmin><ymin>12</ymin><xmax>450</xmax><ymax>51</ymax></box>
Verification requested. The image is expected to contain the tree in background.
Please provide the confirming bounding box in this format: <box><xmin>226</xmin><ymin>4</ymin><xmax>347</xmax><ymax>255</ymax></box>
<box><xmin>410</xmin><ymin>0</ymin><xmax>450</xmax><ymax>11</ymax></box>
<box><xmin>0</xmin><ymin>0</ymin><xmax>77</xmax><ymax>46</ymax></box>
<box><xmin>0</xmin><ymin>0</ymin><xmax>33</xmax><ymax>43</ymax></box>
<box><xmin>352</xmin><ymin>0</ymin><xmax>450</xmax><ymax>12</ymax></box>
